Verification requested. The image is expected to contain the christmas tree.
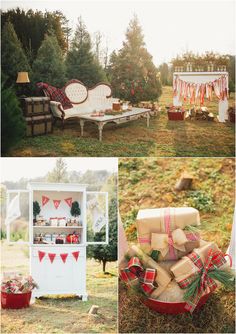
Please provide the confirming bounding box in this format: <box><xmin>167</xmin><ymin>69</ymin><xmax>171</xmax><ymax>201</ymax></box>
<box><xmin>66</xmin><ymin>17</ymin><xmax>107</xmax><ymax>87</ymax></box>
<box><xmin>108</xmin><ymin>15</ymin><xmax>162</xmax><ymax>103</ymax></box>
<box><xmin>1</xmin><ymin>21</ymin><xmax>31</xmax><ymax>88</ymax></box>
<box><xmin>32</xmin><ymin>32</ymin><xmax>66</xmax><ymax>87</ymax></box>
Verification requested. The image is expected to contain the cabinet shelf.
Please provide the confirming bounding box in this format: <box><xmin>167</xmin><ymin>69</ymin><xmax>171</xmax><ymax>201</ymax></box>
<box><xmin>33</xmin><ymin>226</ymin><xmax>83</xmax><ymax>229</ymax></box>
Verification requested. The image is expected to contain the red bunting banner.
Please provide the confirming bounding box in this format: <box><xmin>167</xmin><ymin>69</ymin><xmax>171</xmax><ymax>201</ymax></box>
<box><xmin>38</xmin><ymin>251</ymin><xmax>79</xmax><ymax>263</ymax></box>
<box><xmin>60</xmin><ymin>253</ymin><xmax>68</xmax><ymax>263</ymax></box>
<box><xmin>64</xmin><ymin>197</ymin><xmax>72</xmax><ymax>208</ymax></box>
<box><xmin>72</xmin><ymin>251</ymin><xmax>80</xmax><ymax>261</ymax></box>
<box><xmin>42</xmin><ymin>195</ymin><xmax>50</xmax><ymax>207</ymax></box>
<box><xmin>48</xmin><ymin>253</ymin><xmax>56</xmax><ymax>263</ymax></box>
<box><xmin>38</xmin><ymin>250</ymin><xmax>46</xmax><ymax>262</ymax></box>
<box><xmin>53</xmin><ymin>200</ymin><xmax>61</xmax><ymax>209</ymax></box>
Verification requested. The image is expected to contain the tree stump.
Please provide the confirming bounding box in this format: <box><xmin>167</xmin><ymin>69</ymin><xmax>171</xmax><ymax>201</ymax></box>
<box><xmin>174</xmin><ymin>172</ymin><xmax>193</xmax><ymax>191</ymax></box>
<box><xmin>88</xmin><ymin>305</ymin><xmax>99</xmax><ymax>315</ymax></box>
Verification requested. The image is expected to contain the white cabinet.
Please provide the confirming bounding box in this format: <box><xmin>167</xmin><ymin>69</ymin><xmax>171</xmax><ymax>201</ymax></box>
<box><xmin>5</xmin><ymin>182</ymin><xmax>109</xmax><ymax>300</ymax></box>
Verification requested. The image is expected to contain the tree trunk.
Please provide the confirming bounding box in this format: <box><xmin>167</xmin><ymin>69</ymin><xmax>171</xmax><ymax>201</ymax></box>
<box><xmin>102</xmin><ymin>259</ymin><xmax>106</xmax><ymax>273</ymax></box>
<box><xmin>174</xmin><ymin>172</ymin><xmax>193</xmax><ymax>191</ymax></box>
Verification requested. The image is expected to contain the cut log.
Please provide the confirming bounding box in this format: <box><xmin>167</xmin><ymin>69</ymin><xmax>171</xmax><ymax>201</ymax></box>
<box><xmin>174</xmin><ymin>173</ymin><xmax>193</xmax><ymax>191</ymax></box>
<box><xmin>88</xmin><ymin>305</ymin><xmax>99</xmax><ymax>315</ymax></box>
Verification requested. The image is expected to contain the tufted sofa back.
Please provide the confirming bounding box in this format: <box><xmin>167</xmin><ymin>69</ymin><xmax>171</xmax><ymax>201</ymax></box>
<box><xmin>64</xmin><ymin>79</ymin><xmax>88</xmax><ymax>104</ymax></box>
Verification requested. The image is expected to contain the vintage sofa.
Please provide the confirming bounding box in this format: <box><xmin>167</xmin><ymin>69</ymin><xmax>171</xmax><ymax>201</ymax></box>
<box><xmin>42</xmin><ymin>79</ymin><xmax>119</xmax><ymax>127</ymax></box>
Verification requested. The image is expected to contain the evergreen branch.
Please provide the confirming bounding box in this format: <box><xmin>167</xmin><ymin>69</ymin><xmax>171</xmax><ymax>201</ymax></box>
<box><xmin>183</xmin><ymin>275</ymin><xmax>201</xmax><ymax>300</ymax></box>
<box><xmin>208</xmin><ymin>268</ymin><xmax>235</xmax><ymax>290</ymax></box>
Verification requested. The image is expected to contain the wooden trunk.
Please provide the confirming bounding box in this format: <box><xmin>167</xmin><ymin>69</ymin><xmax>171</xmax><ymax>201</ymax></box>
<box><xmin>22</xmin><ymin>97</ymin><xmax>50</xmax><ymax>116</ymax></box>
<box><xmin>25</xmin><ymin>115</ymin><xmax>53</xmax><ymax>137</ymax></box>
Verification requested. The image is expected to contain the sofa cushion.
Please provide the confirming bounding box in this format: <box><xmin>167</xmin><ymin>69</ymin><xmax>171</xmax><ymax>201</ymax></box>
<box><xmin>36</xmin><ymin>82</ymin><xmax>73</xmax><ymax>110</ymax></box>
<box><xmin>63</xmin><ymin>79</ymin><xmax>88</xmax><ymax>104</ymax></box>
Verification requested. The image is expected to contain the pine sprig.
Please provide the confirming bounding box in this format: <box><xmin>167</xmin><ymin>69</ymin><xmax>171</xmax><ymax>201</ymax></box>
<box><xmin>183</xmin><ymin>275</ymin><xmax>201</xmax><ymax>301</ymax></box>
<box><xmin>150</xmin><ymin>250</ymin><xmax>160</xmax><ymax>261</ymax></box>
<box><xmin>208</xmin><ymin>268</ymin><xmax>235</xmax><ymax>290</ymax></box>
<box><xmin>184</xmin><ymin>225</ymin><xmax>201</xmax><ymax>233</ymax></box>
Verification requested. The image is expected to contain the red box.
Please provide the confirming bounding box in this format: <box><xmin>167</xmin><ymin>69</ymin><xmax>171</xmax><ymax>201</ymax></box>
<box><xmin>1</xmin><ymin>292</ymin><xmax>32</xmax><ymax>309</ymax></box>
<box><xmin>168</xmin><ymin>111</ymin><xmax>185</xmax><ymax>120</ymax></box>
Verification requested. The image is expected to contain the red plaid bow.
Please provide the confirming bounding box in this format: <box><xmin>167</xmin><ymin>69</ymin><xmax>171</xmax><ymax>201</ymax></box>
<box><xmin>178</xmin><ymin>249</ymin><xmax>226</xmax><ymax>312</ymax></box>
<box><xmin>120</xmin><ymin>257</ymin><xmax>157</xmax><ymax>296</ymax></box>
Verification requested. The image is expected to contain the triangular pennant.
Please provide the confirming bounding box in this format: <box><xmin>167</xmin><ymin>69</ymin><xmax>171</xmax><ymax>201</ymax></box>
<box><xmin>42</xmin><ymin>195</ymin><xmax>50</xmax><ymax>207</ymax></box>
<box><xmin>64</xmin><ymin>197</ymin><xmax>72</xmax><ymax>208</ymax></box>
<box><xmin>72</xmin><ymin>251</ymin><xmax>80</xmax><ymax>261</ymax></box>
<box><xmin>48</xmin><ymin>253</ymin><xmax>56</xmax><ymax>263</ymax></box>
<box><xmin>38</xmin><ymin>250</ymin><xmax>46</xmax><ymax>262</ymax></box>
<box><xmin>53</xmin><ymin>200</ymin><xmax>61</xmax><ymax>209</ymax></box>
<box><xmin>60</xmin><ymin>253</ymin><xmax>68</xmax><ymax>263</ymax></box>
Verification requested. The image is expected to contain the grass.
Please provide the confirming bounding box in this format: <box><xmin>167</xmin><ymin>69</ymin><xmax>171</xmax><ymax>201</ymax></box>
<box><xmin>118</xmin><ymin>157</ymin><xmax>235</xmax><ymax>333</ymax></box>
<box><xmin>7</xmin><ymin>87</ymin><xmax>235</xmax><ymax>157</ymax></box>
<box><xmin>1</xmin><ymin>241</ymin><xmax>118</xmax><ymax>333</ymax></box>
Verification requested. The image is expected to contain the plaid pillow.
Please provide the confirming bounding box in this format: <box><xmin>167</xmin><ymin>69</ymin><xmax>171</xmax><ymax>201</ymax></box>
<box><xmin>36</xmin><ymin>82</ymin><xmax>73</xmax><ymax>110</ymax></box>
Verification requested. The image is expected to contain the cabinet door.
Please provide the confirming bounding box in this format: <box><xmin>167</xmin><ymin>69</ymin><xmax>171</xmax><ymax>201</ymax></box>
<box><xmin>86</xmin><ymin>191</ymin><xmax>108</xmax><ymax>245</ymax></box>
<box><xmin>5</xmin><ymin>190</ymin><xmax>30</xmax><ymax>244</ymax></box>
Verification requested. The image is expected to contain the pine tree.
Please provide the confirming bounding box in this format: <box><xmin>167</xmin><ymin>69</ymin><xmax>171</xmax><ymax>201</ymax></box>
<box><xmin>1</xmin><ymin>73</ymin><xmax>26</xmax><ymax>155</ymax></box>
<box><xmin>66</xmin><ymin>17</ymin><xmax>107</xmax><ymax>87</ymax></box>
<box><xmin>1</xmin><ymin>21</ymin><xmax>31</xmax><ymax>87</ymax></box>
<box><xmin>47</xmin><ymin>158</ymin><xmax>69</xmax><ymax>182</ymax></box>
<box><xmin>108</xmin><ymin>15</ymin><xmax>162</xmax><ymax>103</ymax></box>
<box><xmin>87</xmin><ymin>196</ymin><xmax>117</xmax><ymax>273</ymax></box>
<box><xmin>32</xmin><ymin>32</ymin><xmax>66</xmax><ymax>87</ymax></box>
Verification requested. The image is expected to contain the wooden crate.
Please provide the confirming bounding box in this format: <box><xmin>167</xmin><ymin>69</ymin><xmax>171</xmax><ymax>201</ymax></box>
<box><xmin>21</xmin><ymin>97</ymin><xmax>50</xmax><ymax>116</ymax></box>
<box><xmin>25</xmin><ymin>114</ymin><xmax>53</xmax><ymax>137</ymax></box>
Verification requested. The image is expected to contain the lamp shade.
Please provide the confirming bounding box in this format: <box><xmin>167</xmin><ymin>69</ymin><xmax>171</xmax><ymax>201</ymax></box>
<box><xmin>16</xmin><ymin>72</ymin><xmax>30</xmax><ymax>83</ymax></box>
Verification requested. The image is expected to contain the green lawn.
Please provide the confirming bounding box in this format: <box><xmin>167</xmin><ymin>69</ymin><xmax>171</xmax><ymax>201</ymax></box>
<box><xmin>8</xmin><ymin>87</ymin><xmax>235</xmax><ymax>157</ymax></box>
<box><xmin>1</xmin><ymin>241</ymin><xmax>118</xmax><ymax>334</ymax></box>
<box><xmin>118</xmin><ymin>157</ymin><xmax>235</xmax><ymax>333</ymax></box>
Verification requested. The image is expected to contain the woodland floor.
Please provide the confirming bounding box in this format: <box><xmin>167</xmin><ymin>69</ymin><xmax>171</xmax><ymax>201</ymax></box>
<box><xmin>8</xmin><ymin>87</ymin><xmax>235</xmax><ymax>157</ymax></box>
<box><xmin>1</xmin><ymin>241</ymin><xmax>118</xmax><ymax>334</ymax></box>
<box><xmin>118</xmin><ymin>157</ymin><xmax>235</xmax><ymax>333</ymax></box>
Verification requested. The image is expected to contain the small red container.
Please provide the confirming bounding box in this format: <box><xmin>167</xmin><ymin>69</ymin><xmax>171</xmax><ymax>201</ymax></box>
<box><xmin>1</xmin><ymin>291</ymin><xmax>32</xmax><ymax>309</ymax></box>
<box><xmin>142</xmin><ymin>290</ymin><xmax>213</xmax><ymax>314</ymax></box>
<box><xmin>168</xmin><ymin>111</ymin><xmax>185</xmax><ymax>121</ymax></box>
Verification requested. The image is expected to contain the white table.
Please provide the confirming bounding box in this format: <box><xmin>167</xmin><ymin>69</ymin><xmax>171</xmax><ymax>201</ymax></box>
<box><xmin>79</xmin><ymin>108</ymin><xmax>151</xmax><ymax>141</ymax></box>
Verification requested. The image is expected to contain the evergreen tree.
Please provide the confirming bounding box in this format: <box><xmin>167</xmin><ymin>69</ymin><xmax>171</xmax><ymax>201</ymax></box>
<box><xmin>66</xmin><ymin>17</ymin><xmax>107</xmax><ymax>87</ymax></box>
<box><xmin>87</xmin><ymin>196</ymin><xmax>117</xmax><ymax>273</ymax></box>
<box><xmin>47</xmin><ymin>158</ymin><xmax>69</xmax><ymax>182</ymax></box>
<box><xmin>1</xmin><ymin>73</ymin><xmax>26</xmax><ymax>155</ymax></box>
<box><xmin>1</xmin><ymin>21</ymin><xmax>31</xmax><ymax>87</ymax></box>
<box><xmin>32</xmin><ymin>33</ymin><xmax>66</xmax><ymax>87</ymax></box>
<box><xmin>108</xmin><ymin>15</ymin><xmax>162</xmax><ymax>103</ymax></box>
<box><xmin>158</xmin><ymin>62</ymin><xmax>172</xmax><ymax>86</ymax></box>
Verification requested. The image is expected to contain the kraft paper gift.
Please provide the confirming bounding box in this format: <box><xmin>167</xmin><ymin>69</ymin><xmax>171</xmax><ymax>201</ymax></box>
<box><xmin>151</xmin><ymin>228</ymin><xmax>200</xmax><ymax>261</ymax></box>
<box><xmin>136</xmin><ymin>207</ymin><xmax>200</xmax><ymax>253</ymax></box>
<box><xmin>120</xmin><ymin>244</ymin><xmax>172</xmax><ymax>297</ymax></box>
<box><xmin>170</xmin><ymin>242</ymin><xmax>220</xmax><ymax>282</ymax></box>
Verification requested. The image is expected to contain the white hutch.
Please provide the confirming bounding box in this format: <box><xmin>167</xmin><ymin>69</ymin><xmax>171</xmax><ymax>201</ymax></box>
<box><xmin>5</xmin><ymin>182</ymin><xmax>109</xmax><ymax>300</ymax></box>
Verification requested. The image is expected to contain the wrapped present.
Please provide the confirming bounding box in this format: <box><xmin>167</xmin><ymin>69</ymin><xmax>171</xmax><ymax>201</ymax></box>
<box><xmin>151</xmin><ymin>228</ymin><xmax>200</xmax><ymax>261</ymax></box>
<box><xmin>170</xmin><ymin>242</ymin><xmax>220</xmax><ymax>281</ymax></box>
<box><xmin>136</xmin><ymin>207</ymin><xmax>200</xmax><ymax>253</ymax></box>
<box><xmin>120</xmin><ymin>245</ymin><xmax>172</xmax><ymax>298</ymax></box>
<box><xmin>170</xmin><ymin>243</ymin><xmax>233</xmax><ymax>312</ymax></box>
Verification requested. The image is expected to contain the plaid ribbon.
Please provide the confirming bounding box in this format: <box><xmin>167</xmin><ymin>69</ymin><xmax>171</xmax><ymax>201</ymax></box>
<box><xmin>120</xmin><ymin>257</ymin><xmax>157</xmax><ymax>296</ymax></box>
<box><xmin>178</xmin><ymin>249</ymin><xmax>226</xmax><ymax>312</ymax></box>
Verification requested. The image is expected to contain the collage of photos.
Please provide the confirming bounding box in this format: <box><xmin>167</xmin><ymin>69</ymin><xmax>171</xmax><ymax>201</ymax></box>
<box><xmin>0</xmin><ymin>0</ymin><xmax>235</xmax><ymax>334</ymax></box>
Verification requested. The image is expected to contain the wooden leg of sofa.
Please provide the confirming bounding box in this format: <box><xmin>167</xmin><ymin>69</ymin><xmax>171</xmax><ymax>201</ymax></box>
<box><xmin>61</xmin><ymin>118</ymin><xmax>65</xmax><ymax>130</ymax></box>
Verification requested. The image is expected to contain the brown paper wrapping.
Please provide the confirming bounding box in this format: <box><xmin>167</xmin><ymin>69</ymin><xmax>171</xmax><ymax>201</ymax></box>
<box><xmin>120</xmin><ymin>244</ymin><xmax>172</xmax><ymax>297</ymax></box>
<box><xmin>136</xmin><ymin>207</ymin><xmax>200</xmax><ymax>253</ymax></box>
<box><xmin>170</xmin><ymin>242</ymin><xmax>220</xmax><ymax>282</ymax></box>
<box><xmin>151</xmin><ymin>230</ymin><xmax>200</xmax><ymax>261</ymax></box>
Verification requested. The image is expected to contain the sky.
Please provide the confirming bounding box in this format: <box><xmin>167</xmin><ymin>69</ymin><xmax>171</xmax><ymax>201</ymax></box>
<box><xmin>1</xmin><ymin>0</ymin><xmax>235</xmax><ymax>66</ymax></box>
<box><xmin>0</xmin><ymin>158</ymin><xmax>118</xmax><ymax>182</ymax></box>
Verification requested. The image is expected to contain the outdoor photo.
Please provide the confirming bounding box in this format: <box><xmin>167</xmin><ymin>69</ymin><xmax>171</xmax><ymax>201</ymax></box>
<box><xmin>1</xmin><ymin>157</ymin><xmax>118</xmax><ymax>333</ymax></box>
<box><xmin>1</xmin><ymin>0</ymin><xmax>235</xmax><ymax>157</ymax></box>
<box><xmin>118</xmin><ymin>157</ymin><xmax>235</xmax><ymax>333</ymax></box>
